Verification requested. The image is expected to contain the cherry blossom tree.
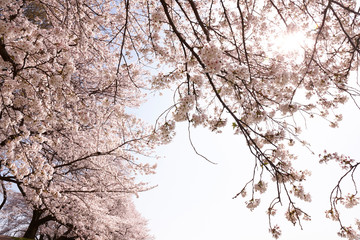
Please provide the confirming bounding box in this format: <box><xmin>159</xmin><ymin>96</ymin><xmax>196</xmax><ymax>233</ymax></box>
<box><xmin>0</xmin><ymin>190</ymin><xmax>32</xmax><ymax>237</ymax></box>
<box><xmin>0</xmin><ymin>0</ymin><xmax>157</xmax><ymax>239</ymax></box>
<box><xmin>1</xmin><ymin>0</ymin><xmax>360</xmax><ymax>239</ymax></box>
<box><xmin>1</xmin><ymin>189</ymin><xmax>153</xmax><ymax>240</ymax></box>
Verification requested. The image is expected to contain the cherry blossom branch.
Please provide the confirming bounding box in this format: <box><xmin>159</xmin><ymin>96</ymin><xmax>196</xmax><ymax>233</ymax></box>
<box><xmin>187</xmin><ymin>0</ymin><xmax>210</xmax><ymax>41</ymax></box>
<box><xmin>0</xmin><ymin>182</ymin><xmax>7</xmax><ymax>210</ymax></box>
<box><xmin>186</xmin><ymin>117</ymin><xmax>217</xmax><ymax>164</ymax></box>
<box><xmin>0</xmin><ymin>38</ymin><xmax>19</xmax><ymax>78</ymax></box>
<box><xmin>54</xmin><ymin>136</ymin><xmax>148</xmax><ymax>169</ymax></box>
<box><xmin>320</xmin><ymin>152</ymin><xmax>360</xmax><ymax>238</ymax></box>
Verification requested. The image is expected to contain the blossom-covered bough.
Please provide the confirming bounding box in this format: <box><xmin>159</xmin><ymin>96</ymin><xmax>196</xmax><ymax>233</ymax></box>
<box><xmin>147</xmin><ymin>0</ymin><xmax>360</xmax><ymax>238</ymax></box>
<box><xmin>1</xmin><ymin>0</ymin><xmax>360</xmax><ymax>239</ymax></box>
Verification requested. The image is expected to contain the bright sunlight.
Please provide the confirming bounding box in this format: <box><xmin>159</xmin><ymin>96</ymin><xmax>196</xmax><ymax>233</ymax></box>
<box><xmin>266</xmin><ymin>27</ymin><xmax>313</xmax><ymax>64</ymax></box>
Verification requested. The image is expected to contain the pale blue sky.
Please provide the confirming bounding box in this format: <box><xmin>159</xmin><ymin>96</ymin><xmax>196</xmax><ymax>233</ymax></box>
<box><xmin>134</xmin><ymin>77</ymin><xmax>360</xmax><ymax>239</ymax></box>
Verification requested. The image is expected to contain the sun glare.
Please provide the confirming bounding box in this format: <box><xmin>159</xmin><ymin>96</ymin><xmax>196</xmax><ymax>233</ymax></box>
<box><xmin>277</xmin><ymin>31</ymin><xmax>307</xmax><ymax>53</ymax></box>
<box><xmin>266</xmin><ymin>29</ymin><xmax>312</xmax><ymax>64</ymax></box>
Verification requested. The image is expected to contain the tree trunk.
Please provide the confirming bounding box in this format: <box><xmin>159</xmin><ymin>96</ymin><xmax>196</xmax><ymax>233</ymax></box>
<box><xmin>23</xmin><ymin>209</ymin><xmax>42</xmax><ymax>239</ymax></box>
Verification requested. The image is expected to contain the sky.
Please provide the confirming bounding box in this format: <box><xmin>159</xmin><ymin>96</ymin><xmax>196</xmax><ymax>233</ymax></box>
<box><xmin>133</xmin><ymin>73</ymin><xmax>360</xmax><ymax>240</ymax></box>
